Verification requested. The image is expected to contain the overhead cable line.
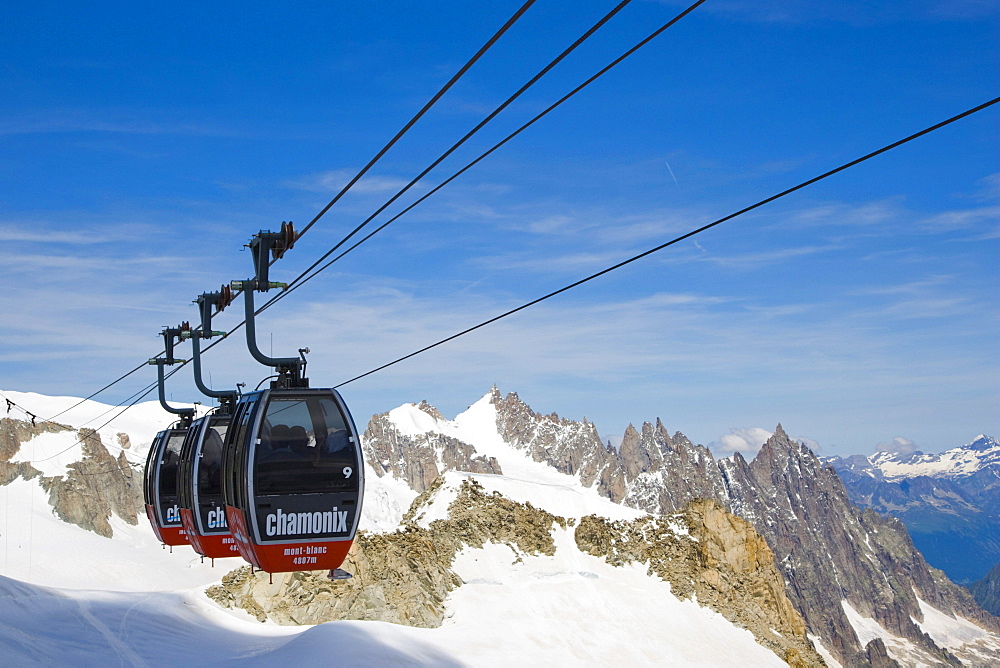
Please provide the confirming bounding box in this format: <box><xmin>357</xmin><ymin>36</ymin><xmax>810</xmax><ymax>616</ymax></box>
<box><xmin>292</xmin><ymin>0</ymin><xmax>539</xmax><ymax>243</ymax></box>
<box><xmin>48</xmin><ymin>1</ymin><xmax>538</xmax><ymax>409</ymax></box>
<box><xmin>333</xmin><ymin>96</ymin><xmax>1000</xmax><ymax>388</ymax></box>
<box><xmin>28</xmin><ymin>364</ymin><xmax>185</xmax><ymax>466</ymax></box>
<box><xmin>1</xmin><ymin>391</ymin><xmax>40</xmax><ymax>426</ymax></box>
<box><xmin>271</xmin><ymin>0</ymin><xmax>639</xmax><ymax>298</ymax></box>
<box><xmin>40</xmin><ymin>359</ymin><xmax>152</xmax><ymax>424</ymax></box>
<box><xmin>262</xmin><ymin>0</ymin><xmax>706</xmax><ymax>313</ymax></box>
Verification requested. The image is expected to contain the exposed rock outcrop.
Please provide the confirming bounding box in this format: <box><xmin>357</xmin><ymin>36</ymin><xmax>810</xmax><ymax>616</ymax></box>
<box><xmin>969</xmin><ymin>562</ymin><xmax>1000</xmax><ymax>616</ymax></box>
<box><xmin>363</xmin><ymin>402</ymin><xmax>501</xmax><ymax>493</ymax></box>
<box><xmin>477</xmin><ymin>391</ymin><xmax>1000</xmax><ymax>666</ymax></box>
<box><xmin>492</xmin><ymin>387</ymin><xmax>623</xmax><ymax>497</ymax></box>
<box><xmin>207</xmin><ymin>478</ymin><xmax>560</xmax><ymax>626</ymax></box>
<box><xmin>0</xmin><ymin>418</ymin><xmax>142</xmax><ymax>538</ymax></box>
<box><xmin>576</xmin><ymin>499</ymin><xmax>822</xmax><ymax>666</ymax></box>
<box><xmin>40</xmin><ymin>428</ymin><xmax>143</xmax><ymax>537</ymax></box>
<box><xmin>719</xmin><ymin>427</ymin><xmax>992</xmax><ymax>666</ymax></box>
<box><xmin>0</xmin><ymin>417</ymin><xmax>51</xmax><ymax>486</ymax></box>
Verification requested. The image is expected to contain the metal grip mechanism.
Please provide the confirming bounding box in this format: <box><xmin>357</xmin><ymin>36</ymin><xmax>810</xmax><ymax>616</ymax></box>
<box><xmin>147</xmin><ymin>353</ymin><xmax>194</xmax><ymax>427</ymax></box>
<box><xmin>182</xmin><ymin>293</ymin><xmax>240</xmax><ymax>413</ymax></box>
<box><xmin>246</xmin><ymin>221</ymin><xmax>295</xmax><ymax>288</ymax></box>
<box><xmin>234</xmin><ymin>224</ymin><xmax>308</xmax><ymax>390</ymax></box>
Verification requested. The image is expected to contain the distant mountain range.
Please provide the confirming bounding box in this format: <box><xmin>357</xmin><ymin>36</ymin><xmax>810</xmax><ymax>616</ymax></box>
<box><xmin>825</xmin><ymin>436</ymin><xmax>1000</xmax><ymax>590</ymax></box>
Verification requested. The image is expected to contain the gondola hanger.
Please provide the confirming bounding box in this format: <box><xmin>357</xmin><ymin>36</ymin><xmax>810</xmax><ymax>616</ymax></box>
<box><xmin>220</xmin><ymin>224</ymin><xmax>365</xmax><ymax>579</ymax></box>
<box><xmin>141</xmin><ymin>332</ymin><xmax>195</xmax><ymax>549</ymax></box>
<box><xmin>171</xmin><ymin>294</ymin><xmax>246</xmax><ymax>563</ymax></box>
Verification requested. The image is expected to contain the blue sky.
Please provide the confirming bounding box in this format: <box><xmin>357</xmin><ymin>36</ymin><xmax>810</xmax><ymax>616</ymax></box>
<box><xmin>1</xmin><ymin>0</ymin><xmax>997</xmax><ymax>457</ymax></box>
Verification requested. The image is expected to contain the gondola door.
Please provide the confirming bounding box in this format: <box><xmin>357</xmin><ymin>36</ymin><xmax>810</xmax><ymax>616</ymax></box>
<box><xmin>143</xmin><ymin>427</ymin><xmax>190</xmax><ymax>546</ymax></box>
<box><xmin>223</xmin><ymin>388</ymin><xmax>364</xmax><ymax>573</ymax></box>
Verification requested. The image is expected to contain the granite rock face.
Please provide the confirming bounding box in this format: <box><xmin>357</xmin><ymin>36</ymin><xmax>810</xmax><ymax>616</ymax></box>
<box><xmin>492</xmin><ymin>388</ymin><xmax>623</xmax><ymax>496</ymax></box>
<box><xmin>969</xmin><ymin>562</ymin><xmax>1000</xmax><ymax>617</ymax></box>
<box><xmin>207</xmin><ymin>478</ymin><xmax>560</xmax><ymax>626</ymax></box>
<box><xmin>0</xmin><ymin>417</ymin><xmax>53</xmax><ymax>487</ymax></box>
<box><xmin>576</xmin><ymin>499</ymin><xmax>821</xmax><ymax>667</ymax></box>
<box><xmin>719</xmin><ymin>428</ymin><xmax>995</xmax><ymax>666</ymax></box>
<box><xmin>483</xmin><ymin>391</ymin><xmax>1000</xmax><ymax>666</ymax></box>
<box><xmin>363</xmin><ymin>401</ymin><xmax>501</xmax><ymax>493</ymax></box>
<box><xmin>40</xmin><ymin>428</ymin><xmax>143</xmax><ymax>537</ymax></box>
<box><xmin>0</xmin><ymin>417</ymin><xmax>142</xmax><ymax>538</ymax></box>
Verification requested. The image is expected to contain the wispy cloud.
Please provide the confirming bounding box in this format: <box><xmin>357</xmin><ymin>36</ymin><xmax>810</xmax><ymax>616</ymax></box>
<box><xmin>694</xmin><ymin>243</ymin><xmax>842</xmax><ymax>270</ymax></box>
<box><xmin>0</xmin><ymin>226</ymin><xmax>107</xmax><ymax>244</ymax></box>
<box><xmin>283</xmin><ymin>169</ymin><xmax>415</xmax><ymax>195</ymax></box>
<box><xmin>919</xmin><ymin>205</ymin><xmax>1000</xmax><ymax>233</ymax></box>
<box><xmin>853</xmin><ymin>275</ymin><xmax>954</xmax><ymax>297</ymax></box>
<box><xmin>770</xmin><ymin>200</ymin><xmax>902</xmax><ymax>229</ymax></box>
<box><xmin>0</xmin><ymin>111</ymin><xmax>229</xmax><ymax>137</ymax></box>
<box><xmin>971</xmin><ymin>173</ymin><xmax>1000</xmax><ymax>202</ymax></box>
<box><xmin>874</xmin><ymin>436</ymin><xmax>921</xmax><ymax>455</ymax></box>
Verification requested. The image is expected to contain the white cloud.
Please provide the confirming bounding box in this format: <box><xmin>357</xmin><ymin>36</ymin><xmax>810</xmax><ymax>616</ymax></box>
<box><xmin>796</xmin><ymin>436</ymin><xmax>823</xmax><ymax>454</ymax></box>
<box><xmin>710</xmin><ymin>427</ymin><xmax>773</xmax><ymax>457</ymax></box>
<box><xmin>284</xmin><ymin>169</ymin><xmax>414</xmax><ymax>195</ymax></box>
<box><xmin>780</xmin><ymin>200</ymin><xmax>901</xmax><ymax>228</ymax></box>
<box><xmin>972</xmin><ymin>173</ymin><xmax>1000</xmax><ymax>201</ymax></box>
<box><xmin>875</xmin><ymin>436</ymin><xmax>920</xmax><ymax>456</ymax></box>
<box><xmin>919</xmin><ymin>205</ymin><xmax>1000</xmax><ymax>233</ymax></box>
<box><xmin>694</xmin><ymin>243</ymin><xmax>841</xmax><ymax>270</ymax></box>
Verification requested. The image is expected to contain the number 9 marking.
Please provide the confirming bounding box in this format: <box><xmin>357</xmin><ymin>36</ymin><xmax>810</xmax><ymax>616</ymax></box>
<box><xmin>343</xmin><ymin>466</ymin><xmax>353</xmax><ymax>479</ymax></box>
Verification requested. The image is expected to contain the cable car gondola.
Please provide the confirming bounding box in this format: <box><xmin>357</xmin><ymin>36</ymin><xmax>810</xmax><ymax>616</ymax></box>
<box><xmin>142</xmin><ymin>357</ymin><xmax>194</xmax><ymax>548</ymax></box>
<box><xmin>223</xmin><ymin>386</ymin><xmax>363</xmax><ymax>573</ymax></box>
<box><xmin>177</xmin><ymin>413</ymin><xmax>240</xmax><ymax>559</ymax></box>
<box><xmin>173</xmin><ymin>302</ymin><xmax>244</xmax><ymax>562</ymax></box>
<box><xmin>220</xmin><ymin>226</ymin><xmax>364</xmax><ymax>576</ymax></box>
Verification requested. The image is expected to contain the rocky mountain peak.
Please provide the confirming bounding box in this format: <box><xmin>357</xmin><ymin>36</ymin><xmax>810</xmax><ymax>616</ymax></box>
<box><xmin>362</xmin><ymin>410</ymin><xmax>501</xmax><ymax>493</ymax></box>
<box><xmin>968</xmin><ymin>435</ymin><xmax>999</xmax><ymax>452</ymax></box>
<box><xmin>414</xmin><ymin>400</ymin><xmax>444</xmax><ymax>421</ymax></box>
<box><xmin>361</xmin><ymin>390</ymin><xmax>1000</xmax><ymax>665</ymax></box>
<box><xmin>0</xmin><ymin>417</ymin><xmax>142</xmax><ymax>538</ymax></box>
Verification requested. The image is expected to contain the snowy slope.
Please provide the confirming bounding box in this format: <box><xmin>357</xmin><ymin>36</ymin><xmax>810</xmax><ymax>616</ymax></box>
<box><xmin>842</xmin><ymin>599</ymin><xmax>1000</xmax><ymax>666</ymax></box>
<box><xmin>3</xmin><ymin>389</ymin><xmax>205</xmax><ymax>472</ymax></box>
<box><xmin>0</xmin><ymin>388</ymin><xmax>801</xmax><ymax>665</ymax></box>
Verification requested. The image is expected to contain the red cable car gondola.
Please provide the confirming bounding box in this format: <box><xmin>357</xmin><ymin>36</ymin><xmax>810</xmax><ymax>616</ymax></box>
<box><xmin>143</xmin><ymin>356</ymin><xmax>194</xmax><ymax>548</ymax></box>
<box><xmin>143</xmin><ymin>425</ymin><xmax>191</xmax><ymax>547</ymax></box>
<box><xmin>172</xmin><ymin>297</ymin><xmax>245</xmax><ymax>562</ymax></box>
<box><xmin>177</xmin><ymin>413</ymin><xmax>241</xmax><ymax>560</ymax></box>
<box><xmin>219</xmin><ymin>226</ymin><xmax>364</xmax><ymax>576</ymax></box>
<box><xmin>222</xmin><ymin>387</ymin><xmax>363</xmax><ymax>573</ymax></box>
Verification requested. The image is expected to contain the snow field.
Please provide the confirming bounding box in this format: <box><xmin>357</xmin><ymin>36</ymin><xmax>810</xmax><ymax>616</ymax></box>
<box><xmin>0</xmin><ymin>388</ymin><xmax>823</xmax><ymax>665</ymax></box>
<box><xmin>440</xmin><ymin>527</ymin><xmax>786</xmax><ymax>667</ymax></box>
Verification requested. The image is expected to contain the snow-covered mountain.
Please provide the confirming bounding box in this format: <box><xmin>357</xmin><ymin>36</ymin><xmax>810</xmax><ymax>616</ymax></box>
<box><xmin>0</xmin><ymin>389</ymin><xmax>815</xmax><ymax>666</ymax></box>
<box><xmin>826</xmin><ymin>436</ymin><xmax>1000</xmax><ymax>590</ymax></box>
<box><xmin>360</xmin><ymin>389</ymin><xmax>1000</xmax><ymax>667</ymax></box>
<box><xmin>831</xmin><ymin>436</ymin><xmax>1000</xmax><ymax>482</ymax></box>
